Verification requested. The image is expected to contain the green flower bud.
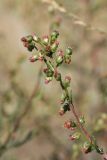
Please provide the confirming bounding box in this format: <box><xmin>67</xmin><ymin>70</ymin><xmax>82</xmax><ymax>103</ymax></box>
<box><xmin>79</xmin><ymin>116</ymin><xmax>85</xmax><ymax>124</ymax></box>
<box><xmin>27</xmin><ymin>42</ymin><xmax>35</xmax><ymax>52</ymax></box>
<box><xmin>33</xmin><ymin>35</ymin><xmax>41</xmax><ymax>43</ymax></box>
<box><xmin>63</xmin><ymin>102</ymin><xmax>70</xmax><ymax>112</ymax></box>
<box><xmin>69</xmin><ymin>132</ymin><xmax>81</xmax><ymax>141</ymax></box>
<box><xmin>55</xmin><ymin>72</ymin><xmax>61</xmax><ymax>81</ymax></box>
<box><xmin>83</xmin><ymin>142</ymin><xmax>93</xmax><ymax>154</ymax></box>
<box><xmin>95</xmin><ymin>146</ymin><xmax>104</xmax><ymax>154</ymax></box>
<box><xmin>29</xmin><ymin>55</ymin><xmax>38</xmax><ymax>62</ymax></box>
<box><xmin>45</xmin><ymin>77</ymin><xmax>53</xmax><ymax>84</ymax></box>
<box><xmin>26</xmin><ymin>35</ymin><xmax>33</xmax><ymax>43</ymax></box>
<box><xmin>51</xmin><ymin>41</ymin><xmax>59</xmax><ymax>53</ymax></box>
<box><xmin>64</xmin><ymin>54</ymin><xmax>71</xmax><ymax>64</ymax></box>
<box><xmin>50</xmin><ymin>30</ymin><xmax>59</xmax><ymax>43</ymax></box>
<box><xmin>64</xmin><ymin>76</ymin><xmax>71</xmax><ymax>88</ymax></box>
<box><xmin>65</xmin><ymin>47</ymin><xmax>72</xmax><ymax>55</ymax></box>
<box><xmin>42</xmin><ymin>35</ymin><xmax>49</xmax><ymax>45</ymax></box>
<box><xmin>56</xmin><ymin>56</ymin><xmax>63</xmax><ymax>66</ymax></box>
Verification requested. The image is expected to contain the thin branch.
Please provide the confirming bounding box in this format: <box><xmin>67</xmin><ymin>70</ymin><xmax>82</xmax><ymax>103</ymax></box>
<box><xmin>2</xmin><ymin>66</ymin><xmax>43</xmax><ymax>150</ymax></box>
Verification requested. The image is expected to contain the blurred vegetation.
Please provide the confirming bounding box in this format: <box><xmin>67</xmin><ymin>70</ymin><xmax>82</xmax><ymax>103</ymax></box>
<box><xmin>0</xmin><ymin>0</ymin><xmax>107</xmax><ymax>160</ymax></box>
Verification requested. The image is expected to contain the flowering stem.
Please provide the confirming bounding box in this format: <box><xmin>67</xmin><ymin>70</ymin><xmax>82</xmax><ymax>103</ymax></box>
<box><xmin>44</xmin><ymin>55</ymin><xmax>92</xmax><ymax>143</ymax></box>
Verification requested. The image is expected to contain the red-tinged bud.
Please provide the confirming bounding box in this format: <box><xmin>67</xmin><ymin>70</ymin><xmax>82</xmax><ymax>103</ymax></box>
<box><xmin>50</xmin><ymin>30</ymin><xmax>59</xmax><ymax>43</ymax></box>
<box><xmin>59</xmin><ymin>107</ymin><xmax>65</xmax><ymax>116</ymax></box>
<box><xmin>55</xmin><ymin>72</ymin><xmax>61</xmax><ymax>81</ymax></box>
<box><xmin>82</xmin><ymin>142</ymin><xmax>93</xmax><ymax>154</ymax></box>
<box><xmin>64</xmin><ymin>120</ymin><xmax>72</xmax><ymax>129</ymax></box>
<box><xmin>42</xmin><ymin>35</ymin><xmax>49</xmax><ymax>45</ymax></box>
<box><xmin>21</xmin><ymin>37</ymin><xmax>27</xmax><ymax>42</ymax></box>
<box><xmin>24</xmin><ymin>41</ymin><xmax>29</xmax><ymax>48</ymax></box>
<box><xmin>64</xmin><ymin>76</ymin><xmax>71</xmax><ymax>88</ymax></box>
<box><xmin>65</xmin><ymin>76</ymin><xmax>71</xmax><ymax>82</ymax></box>
<box><xmin>38</xmin><ymin>55</ymin><xmax>44</xmax><ymax>61</ymax></box>
<box><xmin>29</xmin><ymin>55</ymin><xmax>38</xmax><ymax>62</ymax></box>
<box><xmin>58</xmin><ymin>49</ymin><xmax>64</xmax><ymax>57</ymax></box>
<box><xmin>33</xmin><ymin>34</ymin><xmax>40</xmax><ymax>43</ymax></box>
<box><xmin>64</xmin><ymin>120</ymin><xmax>76</xmax><ymax>130</ymax></box>
<box><xmin>56</xmin><ymin>50</ymin><xmax>64</xmax><ymax>66</ymax></box>
<box><xmin>45</xmin><ymin>77</ymin><xmax>53</xmax><ymax>84</ymax></box>
<box><xmin>69</xmin><ymin>132</ymin><xmax>81</xmax><ymax>141</ymax></box>
<box><xmin>69</xmin><ymin>135</ymin><xmax>76</xmax><ymax>141</ymax></box>
<box><xmin>51</xmin><ymin>41</ymin><xmax>59</xmax><ymax>53</ymax></box>
<box><xmin>43</xmin><ymin>68</ymin><xmax>48</xmax><ymax>73</ymax></box>
<box><xmin>64</xmin><ymin>54</ymin><xmax>71</xmax><ymax>64</ymax></box>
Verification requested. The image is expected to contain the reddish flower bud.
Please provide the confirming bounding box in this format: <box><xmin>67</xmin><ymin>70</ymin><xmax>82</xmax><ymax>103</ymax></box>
<box><xmin>59</xmin><ymin>107</ymin><xmax>65</xmax><ymax>116</ymax></box>
<box><xmin>21</xmin><ymin>37</ymin><xmax>27</xmax><ymax>42</ymax></box>
<box><xmin>43</xmin><ymin>68</ymin><xmax>48</xmax><ymax>73</ymax></box>
<box><xmin>51</xmin><ymin>41</ymin><xmax>59</xmax><ymax>53</ymax></box>
<box><xmin>45</xmin><ymin>77</ymin><xmax>53</xmax><ymax>84</ymax></box>
<box><xmin>82</xmin><ymin>142</ymin><xmax>93</xmax><ymax>154</ymax></box>
<box><xmin>29</xmin><ymin>55</ymin><xmax>38</xmax><ymax>62</ymax></box>
<box><xmin>42</xmin><ymin>35</ymin><xmax>49</xmax><ymax>45</ymax></box>
<box><xmin>69</xmin><ymin>132</ymin><xmax>81</xmax><ymax>141</ymax></box>
<box><xmin>64</xmin><ymin>120</ymin><xmax>72</xmax><ymax>129</ymax></box>
<box><xmin>64</xmin><ymin>120</ymin><xmax>76</xmax><ymax>130</ymax></box>
<box><xmin>38</xmin><ymin>55</ymin><xmax>44</xmax><ymax>61</ymax></box>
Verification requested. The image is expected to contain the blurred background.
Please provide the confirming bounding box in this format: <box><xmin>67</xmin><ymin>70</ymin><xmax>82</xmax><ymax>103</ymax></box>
<box><xmin>0</xmin><ymin>0</ymin><xmax>107</xmax><ymax>160</ymax></box>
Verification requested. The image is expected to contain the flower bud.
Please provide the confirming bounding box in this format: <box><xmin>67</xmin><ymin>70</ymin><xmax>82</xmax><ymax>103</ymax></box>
<box><xmin>21</xmin><ymin>37</ymin><xmax>27</xmax><ymax>42</ymax></box>
<box><xmin>95</xmin><ymin>146</ymin><xmax>104</xmax><ymax>154</ymax></box>
<box><xmin>64</xmin><ymin>55</ymin><xmax>71</xmax><ymax>64</ymax></box>
<box><xmin>26</xmin><ymin>35</ymin><xmax>33</xmax><ymax>43</ymax></box>
<box><xmin>69</xmin><ymin>132</ymin><xmax>81</xmax><ymax>141</ymax></box>
<box><xmin>42</xmin><ymin>35</ymin><xmax>49</xmax><ymax>45</ymax></box>
<box><xmin>29</xmin><ymin>55</ymin><xmax>38</xmax><ymax>62</ymax></box>
<box><xmin>50</xmin><ymin>30</ymin><xmax>59</xmax><ymax>43</ymax></box>
<box><xmin>59</xmin><ymin>107</ymin><xmax>65</xmax><ymax>116</ymax></box>
<box><xmin>65</xmin><ymin>47</ymin><xmax>72</xmax><ymax>55</ymax></box>
<box><xmin>33</xmin><ymin>35</ymin><xmax>41</xmax><ymax>43</ymax></box>
<box><xmin>51</xmin><ymin>41</ymin><xmax>59</xmax><ymax>53</ymax></box>
<box><xmin>63</xmin><ymin>102</ymin><xmax>70</xmax><ymax>112</ymax></box>
<box><xmin>56</xmin><ymin>50</ymin><xmax>64</xmax><ymax>66</ymax></box>
<box><xmin>27</xmin><ymin>42</ymin><xmax>35</xmax><ymax>52</ymax></box>
<box><xmin>45</xmin><ymin>77</ymin><xmax>53</xmax><ymax>84</ymax></box>
<box><xmin>79</xmin><ymin>116</ymin><xmax>85</xmax><ymax>124</ymax></box>
<box><xmin>83</xmin><ymin>142</ymin><xmax>93</xmax><ymax>154</ymax></box>
<box><xmin>54</xmin><ymin>72</ymin><xmax>61</xmax><ymax>81</ymax></box>
<box><xmin>21</xmin><ymin>35</ymin><xmax>33</xmax><ymax>43</ymax></box>
<box><xmin>64</xmin><ymin>120</ymin><xmax>76</xmax><ymax>130</ymax></box>
<box><xmin>64</xmin><ymin>76</ymin><xmax>71</xmax><ymax>88</ymax></box>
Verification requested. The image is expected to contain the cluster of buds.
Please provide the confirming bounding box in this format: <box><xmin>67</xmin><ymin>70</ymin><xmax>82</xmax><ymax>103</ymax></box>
<box><xmin>21</xmin><ymin>30</ymin><xmax>106</xmax><ymax>158</ymax></box>
<box><xmin>21</xmin><ymin>35</ymin><xmax>36</xmax><ymax>52</ymax></box>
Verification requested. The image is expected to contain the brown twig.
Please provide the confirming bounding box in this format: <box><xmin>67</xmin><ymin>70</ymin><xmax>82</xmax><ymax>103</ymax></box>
<box><xmin>1</xmin><ymin>65</ymin><xmax>43</xmax><ymax>152</ymax></box>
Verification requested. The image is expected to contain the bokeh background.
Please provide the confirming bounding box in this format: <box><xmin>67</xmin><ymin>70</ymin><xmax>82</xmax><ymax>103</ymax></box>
<box><xmin>0</xmin><ymin>0</ymin><xmax>107</xmax><ymax>160</ymax></box>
